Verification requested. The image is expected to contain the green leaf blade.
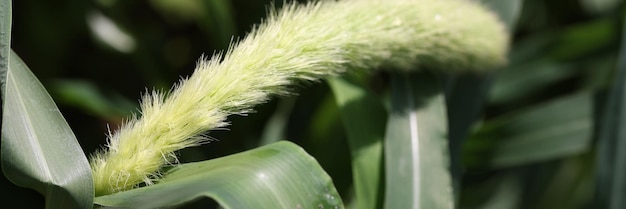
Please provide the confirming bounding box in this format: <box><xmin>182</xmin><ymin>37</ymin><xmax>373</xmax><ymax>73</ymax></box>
<box><xmin>1</xmin><ymin>51</ymin><xmax>93</xmax><ymax>209</ymax></box>
<box><xmin>94</xmin><ymin>141</ymin><xmax>344</xmax><ymax>209</ymax></box>
<box><xmin>328</xmin><ymin>75</ymin><xmax>385</xmax><ymax>209</ymax></box>
<box><xmin>483</xmin><ymin>92</ymin><xmax>593</xmax><ymax>168</ymax></box>
<box><xmin>385</xmin><ymin>72</ymin><xmax>453</xmax><ymax>209</ymax></box>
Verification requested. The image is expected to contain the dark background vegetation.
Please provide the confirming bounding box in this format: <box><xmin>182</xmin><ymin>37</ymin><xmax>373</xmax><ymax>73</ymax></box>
<box><xmin>2</xmin><ymin>0</ymin><xmax>625</xmax><ymax>208</ymax></box>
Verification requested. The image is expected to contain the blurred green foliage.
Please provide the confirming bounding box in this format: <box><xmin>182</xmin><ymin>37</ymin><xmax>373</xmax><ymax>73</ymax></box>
<box><xmin>2</xmin><ymin>0</ymin><xmax>625</xmax><ymax>208</ymax></box>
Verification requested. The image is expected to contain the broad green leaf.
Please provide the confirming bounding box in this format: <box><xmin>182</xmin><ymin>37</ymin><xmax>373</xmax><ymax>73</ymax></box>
<box><xmin>384</xmin><ymin>72</ymin><xmax>453</xmax><ymax>209</ymax></box>
<box><xmin>1</xmin><ymin>51</ymin><xmax>93</xmax><ymax>208</ymax></box>
<box><xmin>94</xmin><ymin>141</ymin><xmax>344</xmax><ymax>209</ymax></box>
<box><xmin>328</xmin><ymin>75</ymin><xmax>385</xmax><ymax>209</ymax></box>
<box><xmin>595</xmin><ymin>15</ymin><xmax>626</xmax><ymax>209</ymax></box>
<box><xmin>483</xmin><ymin>92</ymin><xmax>593</xmax><ymax>167</ymax></box>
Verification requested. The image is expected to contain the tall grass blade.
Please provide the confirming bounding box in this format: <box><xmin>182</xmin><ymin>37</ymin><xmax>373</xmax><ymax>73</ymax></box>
<box><xmin>329</xmin><ymin>75</ymin><xmax>385</xmax><ymax>209</ymax></box>
<box><xmin>384</xmin><ymin>72</ymin><xmax>453</xmax><ymax>209</ymax></box>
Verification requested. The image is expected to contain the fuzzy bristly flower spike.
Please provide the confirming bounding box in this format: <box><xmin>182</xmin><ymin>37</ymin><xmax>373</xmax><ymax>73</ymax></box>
<box><xmin>90</xmin><ymin>0</ymin><xmax>509</xmax><ymax>196</ymax></box>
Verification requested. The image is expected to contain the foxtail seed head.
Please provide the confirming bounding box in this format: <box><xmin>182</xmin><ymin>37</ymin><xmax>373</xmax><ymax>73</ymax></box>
<box><xmin>90</xmin><ymin>0</ymin><xmax>509</xmax><ymax>195</ymax></box>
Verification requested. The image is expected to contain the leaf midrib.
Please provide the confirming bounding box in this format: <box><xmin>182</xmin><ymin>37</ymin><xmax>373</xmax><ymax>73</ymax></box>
<box><xmin>7</xmin><ymin>67</ymin><xmax>55</xmax><ymax>184</ymax></box>
<box><xmin>405</xmin><ymin>77</ymin><xmax>421</xmax><ymax>208</ymax></box>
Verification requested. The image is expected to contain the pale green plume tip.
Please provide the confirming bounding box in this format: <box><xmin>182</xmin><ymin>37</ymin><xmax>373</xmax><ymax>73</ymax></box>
<box><xmin>90</xmin><ymin>0</ymin><xmax>509</xmax><ymax>195</ymax></box>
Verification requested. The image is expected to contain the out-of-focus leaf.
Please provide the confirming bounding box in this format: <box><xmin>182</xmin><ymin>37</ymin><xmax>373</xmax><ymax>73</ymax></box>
<box><xmin>384</xmin><ymin>72</ymin><xmax>453</xmax><ymax>209</ymax></box>
<box><xmin>259</xmin><ymin>97</ymin><xmax>295</xmax><ymax>145</ymax></box>
<box><xmin>328</xmin><ymin>75</ymin><xmax>385</xmax><ymax>209</ymax></box>
<box><xmin>478</xmin><ymin>174</ymin><xmax>522</xmax><ymax>209</ymax></box>
<box><xmin>307</xmin><ymin>94</ymin><xmax>342</xmax><ymax>142</ymax></box>
<box><xmin>201</xmin><ymin>0</ymin><xmax>236</xmax><ymax>48</ymax></box>
<box><xmin>480</xmin><ymin>0</ymin><xmax>522</xmax><ymax>31</ymax></box>
<box><xmin>150</xmin><ymin>0</ymin><xmax>236</xmax><ymax>49</ymax></box>
<box><xmin>533</xmin><ymin>157</ymin><xmax>593</xmax><ymax>209</ymax></box>
<box><xmin>300</xmin><ymin>89</ymin><xmax>353</xmax><ymax>197</ymax></box>
<box><xmin>508</xmin><ymin>32</ymin><xmax>557</xmax><ymax>65</ymax></box>
<box><xmin>445</xmin><ymin>73</ymin><xmax>492</xmax><ymax>195</ymax></box>
<box><xmin>489</xmin><ymin>62</ymin><xmax>577</xmax><ymax>105</ymax></box>
<box><xmin>1</xmin><ymin>51</ymin><xmax>93</xmax><ymax>209</ymax></box>
<box><xmin>48</xmin><ymin>79</ymin><xmax>134</xmax><ymax>120</ymax></box>
<box><xmin>150</xmin><ymin>0</ymin><xmax>204</xmax><ymax>22</ymax></box>
<box><xmin>595</xmin><ymin>15</ymin><xmax>626</xmax><ymax>209</ymax></box>
<box><xmin>581</xmin><ymin>56</ymin><xmax>616</xmax><ymax>90</ymax></box>
<box><xmin>548</xmin><ymin>18</ymin><xmax>617</xmax><ymax>60</ymax></box>
<box><xmin>483</xmin><ymin>92</ymin><xmax>593</xmax><ymax>167</ymax></box>
<box><xmin>580</xmin><ymin>0</ymin><xmax>621</xmax><ymax>14</ymax></box>
<box><xmin>86</xmin><ymin>11</ymin><xmax>136</xmax><ymax>53</ymax></box>
<box><xmin>94</xmin><ymin>141</ymin><xmax>344</xmax><ymax>209</ymax></box>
